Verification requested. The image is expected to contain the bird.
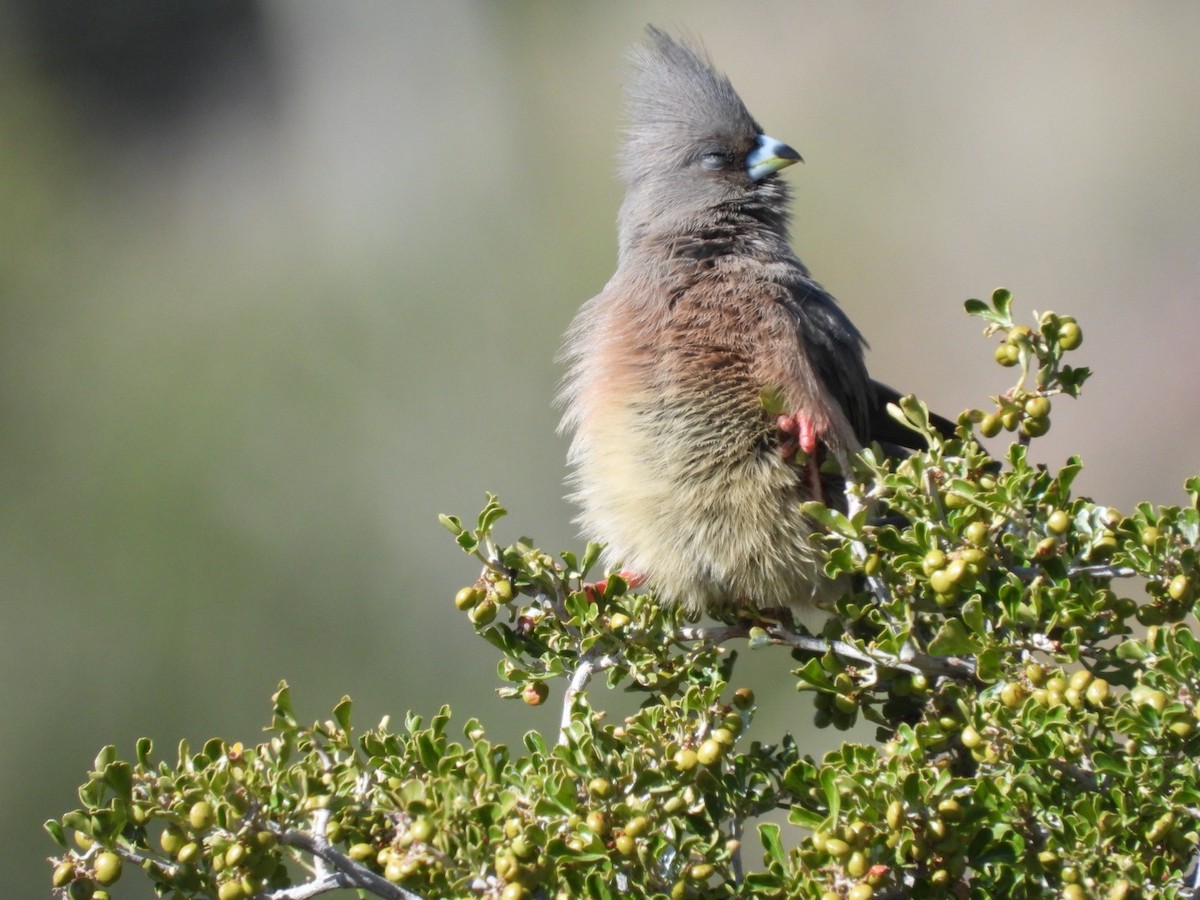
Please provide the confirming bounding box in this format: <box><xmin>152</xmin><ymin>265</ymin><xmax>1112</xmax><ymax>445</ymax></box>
<box><xmin>558</xmin><ymin>27</ymin><xmax>948</xmax><ymax>618</ymax></box>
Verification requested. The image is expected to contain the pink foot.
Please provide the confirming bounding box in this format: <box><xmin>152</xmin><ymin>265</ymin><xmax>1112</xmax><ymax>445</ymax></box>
<box><xmin>616</xmin><ymin>568</ymin><xmax>647</xmax><ymax>589</ymax></box>
<box><xmin>776</xmin><ymin>413</ymin><xmax>819</xmax><ymax>458</ymax></box>
<box><xmin>776</xmin><ymin>412</ymin><xmax>824</xmax><ymax>500</ymax></box>
<box><xmin>585</xmin><ymin>569</ymin><xmax>647</xmax><ymax>603</ymax></box>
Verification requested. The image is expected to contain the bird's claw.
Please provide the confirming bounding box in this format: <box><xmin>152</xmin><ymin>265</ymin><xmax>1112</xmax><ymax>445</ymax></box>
<box><xmin>777</xmin><ymin>412</ymin><xmax>825</xmax><ymax>499</ymax></box>
<box><xmin>584</xmin><ymin>568</ymin><xmax>646</xmax><ymax>603</ymax></box>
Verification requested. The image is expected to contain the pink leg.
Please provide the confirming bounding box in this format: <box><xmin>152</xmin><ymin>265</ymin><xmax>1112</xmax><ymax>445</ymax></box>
<box><xmin>616</xmin><ymin>568</ymin><xmax>647</xmax><ymax>589</ymax></box>
<box><xmin>777</xmin><ymin>412</ymin><xmax>825</xmax><ymax>500</ymax></box>
<box><xmin>586</xmin><ymin>568</ymin><xmax>647</xmax><ymax>602</ymax></box>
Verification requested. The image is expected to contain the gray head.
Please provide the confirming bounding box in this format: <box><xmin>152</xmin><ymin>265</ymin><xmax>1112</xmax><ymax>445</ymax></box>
<box><xmin>618</xmin><ymin>27</ymin><xmax>801</xmax><ymax>254</ymax></box>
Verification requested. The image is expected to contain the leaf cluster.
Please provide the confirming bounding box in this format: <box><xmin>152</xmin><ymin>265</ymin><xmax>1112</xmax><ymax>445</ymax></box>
<box><xmin>46</xmin><ymin>291</ymin><xmax>1200</xmax><ymax>900</ymax></box>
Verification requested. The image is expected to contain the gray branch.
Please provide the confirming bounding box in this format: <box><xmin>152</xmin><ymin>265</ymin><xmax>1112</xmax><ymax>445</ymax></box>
<box><xmin>270</xmin><ymin>829</ymin><xmax>423</xmax><ymax>900</ymax></box>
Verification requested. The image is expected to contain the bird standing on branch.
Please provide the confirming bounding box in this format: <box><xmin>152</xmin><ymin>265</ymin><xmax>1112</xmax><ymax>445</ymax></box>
<box><xmin>559</xmin><ymin>27</ymin><xmax>946</xmax><ymax>617</ymax></box>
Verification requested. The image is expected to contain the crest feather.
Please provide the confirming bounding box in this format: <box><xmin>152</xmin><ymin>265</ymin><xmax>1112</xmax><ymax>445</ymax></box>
<box><xmin>620</xmin><ymin>27</ymin><xmax>760</xmax><ymax>186</ymax></box>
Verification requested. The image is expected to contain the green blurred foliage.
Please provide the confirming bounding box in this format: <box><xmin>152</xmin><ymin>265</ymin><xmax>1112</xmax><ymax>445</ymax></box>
<box><xmin>46</xmin><ymin>298</ymin><xmax>1200</xmax><ymax>898</ymax></box>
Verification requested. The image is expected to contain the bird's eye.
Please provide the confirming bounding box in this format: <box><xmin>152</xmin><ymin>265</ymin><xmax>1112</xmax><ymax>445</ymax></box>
<box><xmin>699</xmin><ymin>151</ymin><xmax>732</xmax><ymax>171</ymax></box>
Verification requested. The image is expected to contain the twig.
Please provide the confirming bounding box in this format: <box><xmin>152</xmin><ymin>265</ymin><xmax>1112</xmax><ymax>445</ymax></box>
<box><xmin>272</xmin><ymin>829</ymin><xmax>422</xmax><ymax>900</ymax></box>
<box><xmin>1067</xmin><ymin>564</ymin><xmax>1137</xmax><ymax>579</ymax></box>
<box><xmin>676</xmin><ymin>621</ymin><xmax>977</xmax><ymax>681</ymax></box>
<box><xmin>111</xmin><ymin>844</ymin><xmax>179</xmax><ymax>881</ymax></box>
<box><xmin>728</xmin><ymin>817</ymin><xmax>744</xmax><ymax>883</ymax></box>
<box><xmin>308</xmin><ymin>749</ymin><xmax>335</xmax><ymax>881</ymax></box>
<box><xmin>772</xmin><ymin>628</ymin><xmax>977</xmax><ymax>681</ymax></box>
<box><xmin>560</xmin><ymin>650</ymin><xmax>619</xmax><ymax>742</ymax></box>
<box><xmin>676</xmin><ymin>624</ymin><xmax>749</xmax><ymax>643</ymax></box>
<box><xmin>262</xmin><ymin>871</ymin><xmax>355</xmax><ymax>899</ymax></box>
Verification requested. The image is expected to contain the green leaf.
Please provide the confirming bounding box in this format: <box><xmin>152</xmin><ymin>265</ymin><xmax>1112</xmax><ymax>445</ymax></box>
<box><xmin>759</xmin><ymin>822</ymin><xmax>786</xmax><ymax>867</ymax></box>
<box><xmin>334</xmin><ymin>696</ymin><xmax>354</xmax><ymax>734</ymax></box>
<box><xmin>821</xmin><ymin>767</ymin><xmax>841</xmax><ymax>822</ymax></box>
<box><xmin>78</xmin><ymin>777</ymin><xmax>104</xmax><ymax>809</ymax></box>
<box><xmin>792</xmin><ymin>657</ymin><xmax>836</xmax><ymax>691</ymax></box>
<box><xmin>102</xmin><ymin>762</ymin><xmax>133</xmax><ymax>801</ymax></box>
<box><xmin>927</xmin><ymin>618</ymin><xmax>975</xmax><ymax>656</ymax></box>
<box><xmin>93</xmin><ymin>745</ymin><xmax>117</xmax><ymax>772</ymax></box>
<box><xmin>961</xmin><ymin>596</ymin><xmax>986</xmax><ymax>635</ymax></box>
<box><xmin>580</xmin><ymin>541</ymin><xmax>604</xmax><ymax>577</ymax></box>
<box><xmin>1115</xmin><ymin>639</ymin><xmax>1150</xmax><ymax>661</ymax></box>
<box><xmin>477</xmin><ymin>496</ymin><xmax>508</xmax><ymax>534</ymax></box>
<box><xmin>964</xmin><ymin>298</ymin><xmax>989</xmax><ymax>317</ymax></box>
<box><xmin>787</xmin><ymin>806</ymin><xmax>824</xmax><ymax>830</ymax></box>
<box><xmin>760</xmin><ymin>384</ymin><xmax>787</xmax><ymax>415</ymax></box>
<box><xmin>44</xmin><ymin>819</ymin><xmax>67</xmax><ymax>848</ymax></box>
<box><xmin>523</xmin><ymin>730</ymin><xmax>549</xmax><ymax>756</ymax></box>
<box><xmin>271</xmin><ymin>681</ymin><xmax>296</xmax><ymax>729</ymax></box>
<box><xmin>976</xmin><ymin>647</ymin><xmax>1002</xmax><ymax>683</ymax></box>
<box><xmin>800</xmin><ymin>501</ymin><xmax>857</xmax><ymax>538</ymax></box>
<box><xmin>61</xmin><ymin>810</ymin><xmax>89</xmax><ymax>835</ymax></box>
<box><xmin>992</xmin><ymin>287</ymin><xmax>1013</xmax><ymax>320</ymax></box>
<box><xmin>1185</xmin><ymin>476</ymin><xmax>1200</xmax><ymax>505</ymax></box>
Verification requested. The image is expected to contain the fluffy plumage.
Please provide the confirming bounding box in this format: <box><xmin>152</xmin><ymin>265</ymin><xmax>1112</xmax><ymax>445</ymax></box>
<box><xmin>559</xmin><ymin>28</ymin><xmax>934</xmax><ymax>616</ymax></box>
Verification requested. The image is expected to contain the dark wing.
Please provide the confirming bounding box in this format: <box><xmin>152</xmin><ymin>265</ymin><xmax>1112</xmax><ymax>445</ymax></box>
<box><xmin>779</xmin><ymin>276</ymin><xmax>955</xmax><ymax>452</ymax></box>
<box><xmin>778</xmin><ymin>276</ymin><xmax>873</xmax><ymax>443</ymax></box>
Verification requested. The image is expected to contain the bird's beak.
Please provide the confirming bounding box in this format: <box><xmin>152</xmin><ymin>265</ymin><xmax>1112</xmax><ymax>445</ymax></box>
<box><xmin>746</xmin><ymin>134</ymin><xmax>803</xmax><ymax>182</ymax></box>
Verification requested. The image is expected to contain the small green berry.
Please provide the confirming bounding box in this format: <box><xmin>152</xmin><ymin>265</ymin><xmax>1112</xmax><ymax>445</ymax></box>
<box><xmin>492</xmin><ymin>579</ymin><xmax>515</xmax><ymax>604</ymax></box>
<box><xmin>928</xmin><ymin>568</ymin><xmax>954</xmax><ymax>595</ymax></box>
<box><xmin>409</xmin><ymin>817</ymin><xmax>433</xmax><ymax>843</ymax></box>
<box><xmin>92</xmin><ymin>851</ymin><xmax>122</xmax><ymax>887</ymax></box>
<box><xmin>1021</xmin><ymin>415</ymin><xmax>1051</xmax><ymax>438</ymax></box>
<box><xmin>1046</xmin><ymin>509</ymin><xmax>1071</xmax><ymax>535</ymax></box>
<box><xmin>922</xmin><ymin>549</ymin><xmax>947</xmax><ymax>575</ymax></box>
<box><xmin>586</xmin><ymin>811</ymin><xmax>608</xmax><ymax>836</ymax></box>
<box><xmin>159</xmin><ymin>824</ymin><xmax>185</xmax><ymax>857</ymax></box>
<box><xmin>824</xmin><ymin>838</ymin><xmax>850</xmax><ymax>858</ymax></box>
<box><xmin>1169</xmin><ymin>574</ymin><xmax>1192</xmax><ymax>601</ymax></box>
<box><xmin>964</xmin><ymin>521</ymin><xmax>989</xmax><ymax>546</ymax></box>
<box><xmin>674</xmin><ymin>748</ymin><xmax>699</xmax><ymax>772</ymax></box>
<box><xmin>522</xmin><ymin>681</ymin><xmax>549</xmax><ymax>706</ymax></box>
<box><xmin>588</xmin><ymin>777</ymin><xmax>613</xmax><ymax>798</ymax></box>
<box><xmin>189</xmin><ymin>800</ymin><xmax>216</xmax><ymax>832</ymax></box>
<box><xmin>994</xmin><ymin>343</ymin><xmax>1020</xmax><ymax>367</ymax></box>
<box><xmin>960</xmin><ymin>725</ymin><xmax>983</xmax><ymax>749</ymax></box>
<box><xmin>52</xmin><ymin>862</ymin><xmax>76</xmax><ymax>888</ymax></box>
<box><xmin>696</xmin><ymin>739</ymin><xmax>724</xmax><ymax>766</ymax></box>
<box><xmin>1057</xmin><ymin>320</ymin><xmax>1083</xmax><ymax>350</ymax></box>
<box><xmin>1024</xmin><ymin>396</ymin><xmax>1051</xmax><ymax>419</ymax></box>
<box><xmin>454</xmin><ymin>587</ymin><xmax>482</xmax><ymax>611</ymax></box>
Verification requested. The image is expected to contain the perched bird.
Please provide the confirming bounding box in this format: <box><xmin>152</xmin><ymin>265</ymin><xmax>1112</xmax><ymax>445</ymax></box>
<box><xmin>559</xmin><ymin>27</ymin><xmax>945</xmax><ymax>617</ymax></box>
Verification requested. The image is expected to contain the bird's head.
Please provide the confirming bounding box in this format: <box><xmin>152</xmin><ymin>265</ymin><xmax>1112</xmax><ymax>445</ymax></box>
<box><xmin>617</xmin><ymin>27</ymin><xmax>802</xmax><ymax>251</ymax></box>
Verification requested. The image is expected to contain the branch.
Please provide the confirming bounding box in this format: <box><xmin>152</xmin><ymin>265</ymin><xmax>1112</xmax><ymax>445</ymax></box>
<box><xmin>262</xmin><ymin>871</ymin><xmax>355</xmax><ymax>900</ymax></box>
<box><xmin>560</xmin><ymin>649</ymin><xmax>620</xmax><ymax>741</ymax></box>
<box><xmin>1067</xmin><ymin>564</ymin><xmax>1137</xmax><ymax>579</ymax></box>
<box><xmin>676</xmin><ymin>621</ymin><xmax>977</xmax><ymax>681</ymax></box>
<box><xmin>273</xmin><ymin>829</ymin><xmax>423</xmax><ymax>900</ymax></box>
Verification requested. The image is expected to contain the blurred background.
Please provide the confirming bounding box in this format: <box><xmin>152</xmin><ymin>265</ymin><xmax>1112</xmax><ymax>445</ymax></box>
<box><xmin>3</xmin><ymin>2</ymin><xmax>1198</xmax><ymax>895</ymax></box>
